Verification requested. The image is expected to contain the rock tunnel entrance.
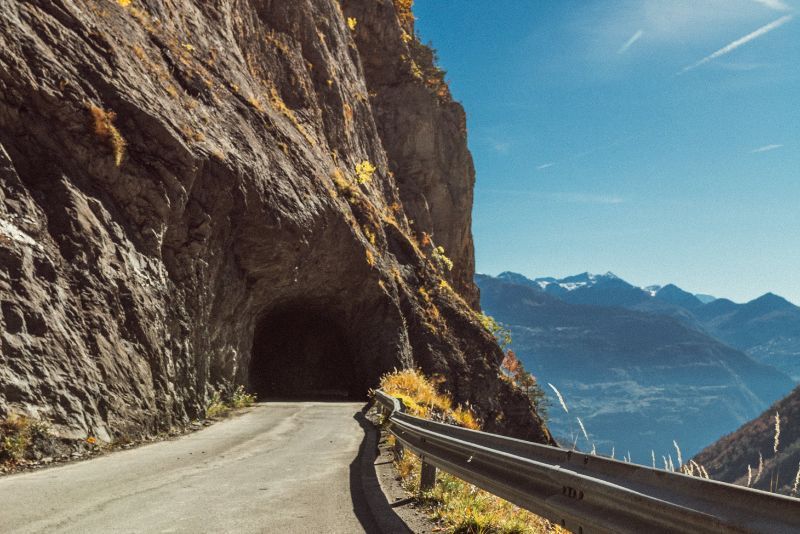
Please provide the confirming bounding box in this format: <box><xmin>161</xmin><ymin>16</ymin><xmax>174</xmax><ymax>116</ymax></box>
<box><xmin>248</xmin><ymin>306</ymin><xmax>363</xmax><ymax>400</ymax></box>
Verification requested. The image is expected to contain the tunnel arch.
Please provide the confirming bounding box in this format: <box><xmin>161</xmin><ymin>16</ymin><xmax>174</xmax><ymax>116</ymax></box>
<box><xmin>248</xmin><ymin>303</ymin><xmax>368</xmax><ymax>400</ymax></box>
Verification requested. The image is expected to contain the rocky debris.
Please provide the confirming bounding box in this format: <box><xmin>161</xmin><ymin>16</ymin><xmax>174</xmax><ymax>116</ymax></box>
<box><xmin>0</xmin><ymin>0</ymin><xmax>549</xmax><ymax>445</ymax></box>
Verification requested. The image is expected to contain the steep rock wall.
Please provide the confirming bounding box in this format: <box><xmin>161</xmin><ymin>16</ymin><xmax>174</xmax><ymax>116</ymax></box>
<box><xmin>0</xmin><ymin>0</ymin><xmax>549</xmax><ymax>444</ymax></box>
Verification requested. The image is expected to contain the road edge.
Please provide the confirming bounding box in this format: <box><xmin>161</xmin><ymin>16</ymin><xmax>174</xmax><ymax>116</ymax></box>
<box><xmin>361</xmin><ymin>404</ymin><xmax>438</xmax><ymax>534</ymax></box>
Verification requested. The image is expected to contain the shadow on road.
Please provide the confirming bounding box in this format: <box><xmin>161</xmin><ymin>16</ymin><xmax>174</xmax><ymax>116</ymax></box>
<box><xmin>350</xmin><ymin>408</ymin><xmax>413</xmax><ymax>533</ymax></box>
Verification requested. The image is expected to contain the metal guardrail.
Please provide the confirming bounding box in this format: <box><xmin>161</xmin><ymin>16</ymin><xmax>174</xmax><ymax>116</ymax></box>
<box><xmin>374</xmin><ymin>389</ymin><xmax>800</xmax><ymax>534</ymax></box>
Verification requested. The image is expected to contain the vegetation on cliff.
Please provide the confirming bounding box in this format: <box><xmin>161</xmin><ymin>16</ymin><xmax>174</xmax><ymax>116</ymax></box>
<box><xmin>379</xmin><ymin>369</ymin><xmax>563</xmax><ymax>533</ymax></box>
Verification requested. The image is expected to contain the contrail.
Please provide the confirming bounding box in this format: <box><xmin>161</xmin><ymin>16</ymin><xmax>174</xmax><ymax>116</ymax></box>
<box><xmin>751</xmin><ymin>0</ymin><xmax>791</xmax><ymax>11</ymax></box>
<box><xmin>618</xmin><ymin>30</ymin><xmax>644</xmax><ymax>54</ymax></box>
<box><xmin>678</xmin><ymin>14</ymin><xmax>793</xmax><ymax>74</ymax></box>
<box><xmin>752</xmin><ymin>144</ymin><xmax>784</xmax><ymax>153</ymax></box>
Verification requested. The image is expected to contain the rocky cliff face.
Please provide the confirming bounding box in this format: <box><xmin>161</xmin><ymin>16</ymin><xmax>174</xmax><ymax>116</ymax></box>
<box><xmin>0</xmin><ymin>0</ymin><xmax>548</xmax><ymax>444</ymax></box>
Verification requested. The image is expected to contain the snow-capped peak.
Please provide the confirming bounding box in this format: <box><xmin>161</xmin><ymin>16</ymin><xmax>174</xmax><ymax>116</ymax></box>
<box><xmin>643</xmin><ymin>285</ymin><xmax>662</xmax><ymax>297</ymax></box>
<box><xmin>533</xmin><ymin>271</ymin><xmax>620</xmax><ymax>292</ymax></box>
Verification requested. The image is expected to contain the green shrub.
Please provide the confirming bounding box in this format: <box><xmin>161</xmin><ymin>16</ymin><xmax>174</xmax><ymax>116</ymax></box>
<box><xmin>431</xmin><ymin>245</ymin><xmax>453</xmax><ymax>272</ymax></box>
<box><xmin>205</xmin><ymin>390</ymin><xmax>230</xmax><ymax>419</ymax></box>
<box><xmin>0</xmin><ymin>415</ymin><xmax>50</xmax><ymax>463</ymax></box>
<box><xmin>205</xmin><ymin>385</ymin><xmax>257</xmax><ymax>418</ymax></box>
<box><xmin>231</xmin><ymin>385</ymin><xmax>256</xmax><ymax>409</ymax></box>
<box><xmin>479</xmin><ymin>313</ymin><xmax>511</xmax><ymax>350</ymax></box>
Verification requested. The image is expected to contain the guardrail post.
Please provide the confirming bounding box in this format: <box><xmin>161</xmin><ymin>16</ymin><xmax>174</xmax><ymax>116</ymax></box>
<box><xmin>392</xmin><ymin>439</ymin><xmax>404</xmax><ymax>460</ymax></box>
<box><xmin>420</xmin><ymin>460</ymin><xmax>436</xmax><ymax>493</ymax></box>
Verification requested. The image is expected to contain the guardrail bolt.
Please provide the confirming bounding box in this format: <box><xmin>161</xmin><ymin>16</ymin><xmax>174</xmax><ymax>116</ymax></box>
<box><xmin>420</xmin><ymin>461</ymin><xmax>436</xmax><ymax>493</ymax></box>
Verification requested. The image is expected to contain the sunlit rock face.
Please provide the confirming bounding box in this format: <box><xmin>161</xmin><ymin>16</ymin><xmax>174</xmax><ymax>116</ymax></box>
<box><xmin>0</xmin><ymin>0</ymin><xmax>549</xmax><ymax>444</ymax></box>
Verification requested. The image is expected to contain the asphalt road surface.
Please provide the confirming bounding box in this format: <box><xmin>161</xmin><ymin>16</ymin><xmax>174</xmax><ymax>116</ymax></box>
<box><xmin>0</xmin><ymin>402</ymin><xmax>389</xmax><ymax>533</ymax></box>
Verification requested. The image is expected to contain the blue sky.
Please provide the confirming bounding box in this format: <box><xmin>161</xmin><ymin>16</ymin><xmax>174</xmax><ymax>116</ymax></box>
<box><xmin>413</xmin><ymin>0</ymin><xmax>799</xmax><ymax>304</ymax></box>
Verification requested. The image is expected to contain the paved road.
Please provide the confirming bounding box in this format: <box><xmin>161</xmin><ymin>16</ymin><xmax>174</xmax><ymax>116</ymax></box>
<box><xmin>0</xmin><ymin>402</ymin><xmax>386</xmax><ymax>533</ymax></box>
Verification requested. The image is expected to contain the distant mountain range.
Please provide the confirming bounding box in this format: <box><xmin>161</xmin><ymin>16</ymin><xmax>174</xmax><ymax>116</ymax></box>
<box><xmin>504</xmin><ymin>271</ymin><xmax>800</xmax><ymax>381</ymax></box>
<box><xmin>476</xmin><ymin>272</ymin><xmax>797</xmax><ymax>461</ymax></box>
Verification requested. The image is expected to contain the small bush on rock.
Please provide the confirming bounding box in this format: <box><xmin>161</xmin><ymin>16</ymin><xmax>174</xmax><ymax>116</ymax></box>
<box><xmin>88</xmin><ymin>104</ymin><xmax>126</xmax><ymax>166</ymax></box>
<box><xmin>0</xmin><ymin>415</ymin><xmax>51</xmax><ymax>464</ymax></box>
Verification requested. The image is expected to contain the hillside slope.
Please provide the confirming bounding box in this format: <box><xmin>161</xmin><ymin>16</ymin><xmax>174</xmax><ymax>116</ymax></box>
<box><xmin>694</xmin><ymin>385</ymin><xmax>800</xmax><ymax>494</ymax></box>
<box><xmin>0</xmin><ymin>0</ymin><xmax>548</xmax><ymax>444</ymax></box>
<box><xmin>477</xmin><ymin>274</ymin><xmax>794</xmax><ymax>460</ymax></box>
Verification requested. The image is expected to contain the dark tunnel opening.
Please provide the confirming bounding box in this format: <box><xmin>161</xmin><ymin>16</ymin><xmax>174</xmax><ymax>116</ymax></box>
<box><xmin>249</xmin><ymin>307</ymin><xmax>363</xmax><ymax>400</ymax></box>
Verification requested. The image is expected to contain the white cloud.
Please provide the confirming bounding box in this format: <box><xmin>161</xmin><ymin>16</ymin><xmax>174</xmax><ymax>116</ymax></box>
<box><xmin>751</xmin><ymin>144</ymin><xmax>784</xmax><ymax>152</ymax></box>
<box><xmin>618</xmin><ymin>30</ymin><xmax>644</xmax><ymax>54</ymax></box>
<box><xmin>485</xmin><ymin>136</ymin><xmax>511</xmax><ymax>154</ymax></box>
<box><xmin>678</xmin><ymin>14</ymin><xmax>794</xmax><ymax>74</ymax></box>
<box><xmin>491</xmin><ymin>142</ymin><xmax>510</xmax><ymax>153</ymax></box>
<box><xmin>537</xmin><ymin>163</ymin><xmax>555</xmax><ymax>170</ymax></box>
<box><xmin>581</xmin><ymin>1</ymin><xmax>777</xmax><ymax>50</ymax></box>
<box><xmin>751</xmin><ymin>0</ymin><xmax>792</xmax><ymax>11</ymax></box>
<box><xmin>573</xmin><ymin>0</ymin><xmax>795</xmax><ymax>71</ymax></box>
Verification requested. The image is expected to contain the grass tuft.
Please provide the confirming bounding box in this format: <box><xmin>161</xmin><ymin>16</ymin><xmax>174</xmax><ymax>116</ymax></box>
<box><xmin>89</xmin><ymin>104</ymin><xmax>126</xmax><ymax>166</ymax></box>
<box><xmin>380</xmin><ymin>369</ymin><xmax>477</xmax><ymax>429</ymax></box>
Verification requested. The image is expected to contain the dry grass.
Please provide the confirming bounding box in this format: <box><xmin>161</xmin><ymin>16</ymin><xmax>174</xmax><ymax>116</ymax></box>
<box><xmin>343</xmin><ymin>103</ymin><xmax>354</xmax><ymax>129</ymax></box>
<box><xmin>247</xmin><ymin>95</ymin><xmax>265</xmax><ymax>113</ymax></box>
<box><xmin>380</xmin><ymin>369</ymin><xmax>477</xmax><ymax>429</ymax></box>
<box><xmin>394</xmin><ymin>0</ymin><xmax>415</xmax><ymax>27</ymax></box>
<box><xmin>268</xmin><ymin>86</ymin><xmax>315</xmax><ymax>146</ymax></box>
<box><xmin>205</xmin><ymin>386</ymin><xmax>256</xmax><ymax>419</ymax></box>
<box><xmin>179</xmin><ymin>125</ymin><xmax>205</xmax><ymax>143</ymax></box>
<box><xmin>88</xmin><ymin>104</ymin><xmax>126</xmax><ymax>166</ymax></box>
<box><xmin>379</xmin><ymin>369</ymin><xmax>564</xmax><ymax>533</ymax></box>
<box><xmin>0</xmin><ymin>415</ymin><xmax>50</xmax><ymax>464</ymax></box>
<box><xmin>416</xmin><ymin>286</ymin><xmax>444</xmax><ymax>334</ymax></box>
<box><xmin>332</xmin><ymin>168</ymin><xmax>356</xmax><ymax>198</ymax></box>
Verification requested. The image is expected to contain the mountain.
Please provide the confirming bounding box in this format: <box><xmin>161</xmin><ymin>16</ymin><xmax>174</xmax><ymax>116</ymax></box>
<box><xmin>695</xmin><ymin>294</ymin><xmax>717</xmax><ymax>304</ymax></box>
<box><xmin>477</xmin><ymin>274</ymin><xmax>796</xmax><ymax>461</ymax></box>
<box><xmin>691</xmin><ymin>294</ymin><xmax>800</xmax><ymax>380</ymax></box>
<box><xmin>693</xmin><ymin>385</ymin><xmax>800</xmax><ymax>494</ymax></box>
<box><xmin>520</xmin><ymin>271</ymin><xmax>653</xmax><ymax>307</ymax></box>
<box><xmin>500</xmin><ymin>271</ymin><xmax>800</xmax><ymax>381</ymax></box>
<box><xmin>0</xmin><ymin>0</ymin><xmax>549</xmax><ymax>445</ymax></box>
<box><xmin>654</xmin><ymin>284</ymin><xmax>704</xmax><ymax>309</ymax></box>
